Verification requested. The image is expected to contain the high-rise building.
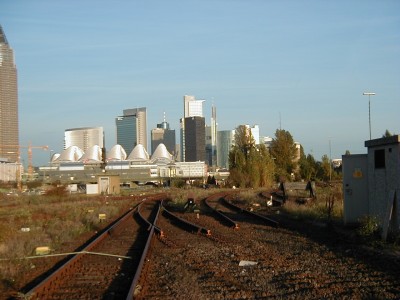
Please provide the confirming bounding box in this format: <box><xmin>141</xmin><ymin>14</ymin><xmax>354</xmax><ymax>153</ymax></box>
<box><xmin>181</xmin><ymin>95</ymin><xmax>204</xmax><ymax>161</ymax></box>
<box><xmin>151</xmin><ymin>114</ymin><xmax>176</xmax><ymax>157</ymax></box>
<box><xmin>183</xmin><ymin>95</ymin><xmax>204</xmax><ymax>118</ymax></box>
<box><xmin>205</xmin><ymin>106</ymin><xmax>218</xmax><ymax>168</ymax></box>
<box><xmin>116</xmin><ymin>107</ymin><xmax>147</xmax><ymax>155</ymax></box>
<box><xmin>184</xmin><ymin>116</ymin><xmax>205</xmax><ymax>162</ymax></box>
<box><xmin>249</xmin><ymin>124</ymin><xmax>260</xmax><ymax>145</ymax></box>
<box><xmin>217</xmin><ymin>130</ymin><xmax>235</xmax><ymax>169</ymax></box>
<box><xmin>205</xmin><ymin>126</ymin><xmax>212</xmax><ymax>165</ymax></box>
<box><xmin>64</xmin><ymin>127</ymin><xmax>104</xmax><ymax>152</ymax></box>
<box><xmin>0</xmin><ymin>26</ymin><xmax>19</xmax><ymax>162</ymax></box>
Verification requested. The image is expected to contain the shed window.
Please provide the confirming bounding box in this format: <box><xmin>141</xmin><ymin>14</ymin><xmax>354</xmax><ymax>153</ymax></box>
<box><xmin>374</xmin><ymin>149</ymin><xmax>385</xmax><ymax>169</ymax></box>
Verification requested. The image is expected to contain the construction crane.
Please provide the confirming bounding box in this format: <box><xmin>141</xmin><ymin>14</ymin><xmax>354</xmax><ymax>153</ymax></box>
<box><xmin>0</xmin><ymin>143</ymin><xmax>48</xmax><ymax>182</ymax></box>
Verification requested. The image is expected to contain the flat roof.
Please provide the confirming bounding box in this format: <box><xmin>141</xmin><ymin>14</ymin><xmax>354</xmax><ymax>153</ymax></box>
<box><xmin>365</xmin><ymin>135</ymin><xmax>400</xmax><ymax>148</ymax></box>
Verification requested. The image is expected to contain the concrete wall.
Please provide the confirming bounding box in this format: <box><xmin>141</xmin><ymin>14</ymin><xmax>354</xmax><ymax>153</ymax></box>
<box><xmin>365</xmin><ymin>135</ymin><xmax>400</xmax><ymax>232</ymax></box>
<box><xmin>98</xmin><ymin>175</ymin><xmax>120</xmax><ymax>195</ymax></box>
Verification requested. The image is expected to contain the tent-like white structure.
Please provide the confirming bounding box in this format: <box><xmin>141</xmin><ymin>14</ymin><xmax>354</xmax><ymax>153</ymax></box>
<box><xmin>107</xmin><ymin>144</ymin><xmax>127</xmax><ymax>161</ymax></box>
<box><xmin>56</xmin><ymin>146</ymin><xmax>84</xmax><ymax>162</ymax></box>
<box><xmin>151</xmin><ymin>143</ymin><xmax>173</xmax><ymax>163</ymax></box>
<box><xmin>80</xmin><ymin>145</ymin><xmax>102</xmax><ymax>163</ymax></box>
<box><xmin>127</xmin><ymin>144</ymin><xmax>149</xmax><ymax>161</ymax></box>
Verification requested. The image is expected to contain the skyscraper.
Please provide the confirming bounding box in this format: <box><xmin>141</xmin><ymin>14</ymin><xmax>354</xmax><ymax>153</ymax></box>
<box><xmin>183</xmin><ymin>95</ymin><xmax>205</xmax><ymax>118</ymax></box>
<box><xmin>181</xmin><ymin>95</ymin><xmax>205</xmax><ymax>162</ymax></box>
<box><xmin>184</xmin><ymin>116</ymin><xmax>205</xmax><ymax>162</ymax></box>
<box><xmin>205</xmin><ymin>104</ymin><xmax>218</xmax><ymax>168</ymax></box>
<box><xmin>0</xmin><ymin>26</ymin><xmax>18</xmax><ymax>162</ymax></box>
<box><xmin>64</xmin><ymin>127</ymin><xmax>104</xmax><ymax>152</ymax></box>
<box><xmin>116</xmin><ymin>107</ymin><xmax>147</xmax><ymax>155</ymax></box>
<box><xmin>217</xmin><ymin>130</ymin><xmax>235</xmax><ymax>169</ymax></box>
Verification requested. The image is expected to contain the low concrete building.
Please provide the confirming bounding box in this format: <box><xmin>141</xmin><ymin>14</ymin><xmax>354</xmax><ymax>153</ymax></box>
<box><xmin>343</xmin><ymin>135</ymin><xmax>400</xmax><ymax>239</ymax></box>
<box><xmin>98</xmin><ymin>175</ymin><xmax>120</xmax><ymax>195</ymax></box>
<box><xmin>0</xmin><ymin>160</ymin><xmax>21</xmax><ymax>182</ymax></box>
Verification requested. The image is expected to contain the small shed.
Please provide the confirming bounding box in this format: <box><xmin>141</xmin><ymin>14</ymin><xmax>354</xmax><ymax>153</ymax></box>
<box><xmin>343</xmin><ymin>135</ymin><xmax>400</xmax><ymax>239</ymax></box>
<box><xmin>98</xmin><ymin>174</ymin><xmax>120</xmax><ymax>195</ymax></box>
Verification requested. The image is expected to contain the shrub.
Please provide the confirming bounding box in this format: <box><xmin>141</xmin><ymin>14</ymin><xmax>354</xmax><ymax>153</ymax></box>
<box><xmin>45</xmin><ymin>185</ymin><xmax>68</xmax><ymax>197</ymax></box>
<box><xmin>357</xmin><ymin>215</ymin><xmax>379</xmax><ymax>237</ymax></box>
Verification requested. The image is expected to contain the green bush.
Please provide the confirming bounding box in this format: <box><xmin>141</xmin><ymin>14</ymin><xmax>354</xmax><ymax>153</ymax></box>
<box><xmin>357</xmin><ymin>215</ymin><xmax>379</xmax><ymax>237</ymax></box>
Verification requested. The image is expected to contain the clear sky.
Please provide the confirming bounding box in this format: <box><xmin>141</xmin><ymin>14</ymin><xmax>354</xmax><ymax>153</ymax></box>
<box><xmin>1</xmin><ymin>0</ymin><xmax>399</xmax><ymax>166</ymax></box>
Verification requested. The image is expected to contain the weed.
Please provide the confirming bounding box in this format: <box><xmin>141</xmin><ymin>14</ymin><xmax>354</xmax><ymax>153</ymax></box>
<box><xmin>357</xmin><ymin>215</ymin><xmax>380</xmax><ymax>237</ymax></box>
<box><xmin>282</xmin><ymin>183</ymin><xmax>343</xmax><ymax>223</ymax></box>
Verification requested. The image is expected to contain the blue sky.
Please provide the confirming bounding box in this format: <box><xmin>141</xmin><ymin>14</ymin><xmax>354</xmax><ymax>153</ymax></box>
<box><xmin>1</xmin><ymin>0</ymin><xmax>399</xmax><ymax>166</ymax></box>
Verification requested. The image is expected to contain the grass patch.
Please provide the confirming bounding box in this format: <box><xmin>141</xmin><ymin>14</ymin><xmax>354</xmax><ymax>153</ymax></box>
<box><xmin>0</xmin><ymin>193</ymin><xmax>138</xmax><ymax>290</ymax></box>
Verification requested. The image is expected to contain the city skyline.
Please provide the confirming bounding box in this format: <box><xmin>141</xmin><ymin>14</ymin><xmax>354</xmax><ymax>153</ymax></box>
<box><xmin>0</xmin><ymin>1</ymin><xmax>399</xmax><ymax>166</ymax></box>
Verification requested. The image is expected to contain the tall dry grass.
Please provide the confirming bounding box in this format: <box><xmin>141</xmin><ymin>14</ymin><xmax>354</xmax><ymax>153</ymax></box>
<box><xmin>282</xmin><ymin>183</ymin><xmax>343</xmax><ymax>223</ymax></box>
<box><xmin>0</xmin><ymin>193</ymin><xmax>135</xmax><ymax>289</ymax></box>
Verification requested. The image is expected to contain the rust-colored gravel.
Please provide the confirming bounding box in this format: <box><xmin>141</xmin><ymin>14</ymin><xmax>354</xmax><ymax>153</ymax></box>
<box><xmin>138</xmin><ymin>202</ymin><xmax>400</xmax><ymax>299</ymax></box>
<box><xmin>2</xmin><ymin>193</ymin><xmax>400</xmax><ymax>299</ymax></box>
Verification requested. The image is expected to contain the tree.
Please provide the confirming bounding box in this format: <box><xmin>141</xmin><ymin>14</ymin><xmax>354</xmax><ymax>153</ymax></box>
<box><xmin>299</xmin><ymin>147</ymin><xmax>318</xmax><ymax>181</ymax></box>
<box><xmin>228</xmin><ymin>125</ymin><xmax>275</xmax><ymax>188</ymax></box>
<box><xmin>317</xmin><ymin>154</ymin><xmax>331</xmax><ymax>181</ymax></box>
<box><xmin>383</xmin><ymin>130</ymin><xmax>392</xmax><ymax>137</ymax></box>
<box><xmin>269</xmin><ymin>129</ymin><xmax>298</xmax><ymax>181</ymax></box>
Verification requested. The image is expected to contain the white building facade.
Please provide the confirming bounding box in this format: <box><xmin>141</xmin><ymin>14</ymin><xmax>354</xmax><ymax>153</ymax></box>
<box><xmin>64</xmin><ymin>127</ymin><xmax>104</xmax><ymax>152</ymax></box>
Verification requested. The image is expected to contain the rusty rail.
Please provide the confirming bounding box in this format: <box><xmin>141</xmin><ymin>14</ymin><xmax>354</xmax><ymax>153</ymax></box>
<box><xmin>136</xmin><ymin>200</ymin><xmax>164</xmax><ymax>237</ymax></box>
<box><xmin>161</xmin><ymin>200</ymin><xmax>211</xmax><ymax>236</ymax></box>
<box><xmin>221</xmin><ymin>197</ymin><xmax>279</xmax><ymax>228</ymax></box>
<box><xmin>204</xmin><ymin>197</ymin><xmax>239</xmax><ymax>229</ymax></box>
<box><xmin>126</xmin><ymin>198</ymin><xmax>164</xmax><ymax>299</ymax></box>
<box><xmin>25</xmin><ymin>206</ymin><xmax>137</xmax><ymax>298</ymax></box>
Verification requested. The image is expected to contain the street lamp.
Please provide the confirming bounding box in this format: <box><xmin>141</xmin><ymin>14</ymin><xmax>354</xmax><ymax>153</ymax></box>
<box><xmin>363</xmin><ymin>92</ymin><xmax>376</xmax><ymax>140</ymax></box>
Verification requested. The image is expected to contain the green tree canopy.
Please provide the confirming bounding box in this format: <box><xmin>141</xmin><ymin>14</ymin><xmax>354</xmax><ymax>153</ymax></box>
<box><xmin>228</xmin><ymin>125</ymin><xmax>275</xmax><ymax>188</ymax></box>
<box><xmin>317</xmin><ymin>154</ymin><xmax>331</xmax><ymax>181</ymax></box>
<box><xmin>299</xmin><ymin>146</ymin><xmax>318</xmax><ymax>181</ymax></box>
<box><xmin>269</xmin><ymin>129</ymin><xmax>298</xmax><ymax>181</ymax></box>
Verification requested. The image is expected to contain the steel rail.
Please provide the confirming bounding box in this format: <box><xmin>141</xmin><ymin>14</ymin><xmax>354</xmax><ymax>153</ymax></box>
<box><xmin>221</xmin><ymin>197</ymin><xmax>279</xmax><ymax>228</ymax></box>
<box><xmin>25</xmin><ymin>206</ymin><xmax>137</xmax><ymax>299</ymax></box>
<box><xmin>203</xmin><ymin>197</ymin><xmax>239</xmax><ymax>229</ymax></box>
<box><xmin>161</xmin><ymin>200</ymin><xmax>211</xmax><ymax>236</ymax></box>
<box><xmin>137</xmin><ymin>200</ymin><xmax>164</xmax><ymax>237</ymax></box>
<box><xmin>127</xmin><ymin>199</ymin><xmax>163</xmax><ymax>299</ymax></box>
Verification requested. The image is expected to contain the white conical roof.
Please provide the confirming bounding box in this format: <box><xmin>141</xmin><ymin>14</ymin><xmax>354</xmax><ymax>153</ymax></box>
<box><xmin>56</xmin><ymin>146</ymin><xmax>84</xmax><ymax>162</ymax></box>
<box><xmin>151</xmin><ymin>143</ymin><xmax>172</xmax><ymax>162</ymax></box>
<box><xmin>127</xmin><ymin>144</ymin><xmax>149</xmax><ymax>161</ymax></box>
<box><xmin>51</xmin><ymin>153</ymin><xmax>60</xmax><ymax>162</ymax></box>
<box><xmin>107</xmin><ymin>144</ymin><xmax>127</xmax><ymax>161</ymax></box>
<box><xmin>80</xmin><ymin>145</ymin><xmax>102</xmax><ymax>162</ymax></box>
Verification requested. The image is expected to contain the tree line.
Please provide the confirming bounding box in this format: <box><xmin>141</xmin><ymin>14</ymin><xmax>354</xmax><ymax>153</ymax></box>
<box><xmin>227</xmin><ymin>126</ymin><xmax>342</xmax><ymax>188</ymax></box>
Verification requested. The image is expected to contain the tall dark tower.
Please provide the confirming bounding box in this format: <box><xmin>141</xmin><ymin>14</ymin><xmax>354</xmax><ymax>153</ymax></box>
<box><xmin>184</xmin><ymin>116</ymin><xmax>205</xmax><ymax>162</ymax></box>
<box><xmin>0</xmin><ymin>26</ymin><xmax>19</xmax><ymax>162</ymax></box>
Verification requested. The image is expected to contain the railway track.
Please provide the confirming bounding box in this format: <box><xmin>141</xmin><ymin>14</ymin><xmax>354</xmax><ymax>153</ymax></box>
<box><xmin>17</xmin><ymin>191</ymin><xmax>400</xmax><ymax>299</ymax></box>
<box><xmin>24</xmin><ymin>197</ymin><xmax>162</xmax><ymax>300</ymax></box>
<box><xmin>134</xmin><ymin>193</ymin><xmax>282</xmax><ymax>298</ymax></box>
<box><xmin>204</xmin><ymin>193</ymin><xmax>279</xmax><ymax>228</ymax></box>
